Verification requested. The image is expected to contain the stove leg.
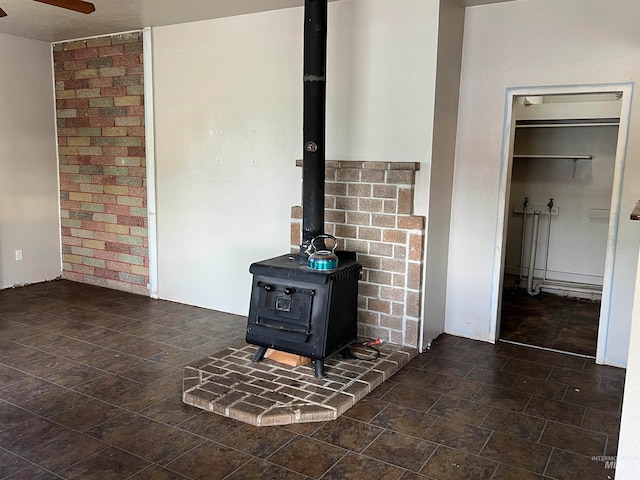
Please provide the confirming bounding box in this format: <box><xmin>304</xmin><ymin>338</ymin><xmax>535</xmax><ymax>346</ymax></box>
<box><xmin>252</xmin><ymin>346</ymin><xmax>268</xmax><ymax>364</ymax></box>
<box><xmin>339</xmin><ymin>347</ymin><xmax>355</xmax><ymax>360</ymax></box>
<box><xmin>314</xmin><ymin>360</ymin><xmax>325</xmax><ymax>378</ymax></box>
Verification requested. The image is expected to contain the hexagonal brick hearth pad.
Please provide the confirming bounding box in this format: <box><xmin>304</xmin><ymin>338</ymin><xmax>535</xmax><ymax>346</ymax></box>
<box><xmin>182</xmin><ymin>341</ymin><xmax>416</xmax><ymax>426</ymax></box>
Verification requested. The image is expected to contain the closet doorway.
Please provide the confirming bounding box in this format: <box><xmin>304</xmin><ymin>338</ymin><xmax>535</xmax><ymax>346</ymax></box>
<box><xmin>493</xmin><ymin>86</ymin><xmax>631</xmax><ymax>360</ymax></box>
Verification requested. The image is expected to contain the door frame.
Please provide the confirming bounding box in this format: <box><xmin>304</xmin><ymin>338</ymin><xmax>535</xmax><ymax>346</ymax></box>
<box><xmin>489</xmin><ymin>83</ymin><xmax>633</xmax><ymax>364</ymax></box>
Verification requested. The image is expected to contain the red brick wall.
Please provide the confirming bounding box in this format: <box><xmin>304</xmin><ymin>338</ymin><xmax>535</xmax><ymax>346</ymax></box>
<box><xmin>54</xmin><ymin>32</ymin><xmax>148</xmax><ymax>295</ymax></box>
<box><xmin>291</xmin><ymin>161</ymin><xmax>425</xmax><ymax>347</ymax></box>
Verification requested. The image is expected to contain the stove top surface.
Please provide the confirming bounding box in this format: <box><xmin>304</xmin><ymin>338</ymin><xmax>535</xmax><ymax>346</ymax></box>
<box><xmin>250</xmin><ymin>253</ymin><xmax>360</xmax><ymax>284</ymax></box>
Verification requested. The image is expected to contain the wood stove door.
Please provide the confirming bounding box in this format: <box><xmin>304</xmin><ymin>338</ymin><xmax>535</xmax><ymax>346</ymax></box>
<box><xmin>252</xmin><ymin>281</ymin><xmax>315</xmax><ymax>341</ymax></box>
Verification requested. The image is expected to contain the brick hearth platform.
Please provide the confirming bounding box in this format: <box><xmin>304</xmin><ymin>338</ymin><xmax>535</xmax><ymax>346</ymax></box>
<box><xmin>182</xmin><ymin>341</ymin><xmax>416</xmax><ymax>426</ymax></box>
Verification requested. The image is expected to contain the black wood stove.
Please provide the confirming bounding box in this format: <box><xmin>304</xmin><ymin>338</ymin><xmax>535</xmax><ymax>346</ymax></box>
<box><xmin>245</xmin><ymin>0</ymin><xmax>361</xmax><ymax>378</ymax></box>
<box><xmin>246</xmin><ymin>253</ymin><xmax>360</xmax><ymax>378</ymax></box>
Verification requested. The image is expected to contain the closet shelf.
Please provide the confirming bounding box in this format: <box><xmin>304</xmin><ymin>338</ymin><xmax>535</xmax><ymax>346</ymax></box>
<box><xmin>513</xmin><ymin>154</ymin><xmax>592</xmax><ymax>160</ymax></box>
<box><xmin>516</xmin><ymin>122</ymin><xmax>619</xmax><ymax>128</ymax></box>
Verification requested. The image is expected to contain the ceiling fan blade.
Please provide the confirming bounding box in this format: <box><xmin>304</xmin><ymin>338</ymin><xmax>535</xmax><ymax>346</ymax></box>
<box><xmin>33</xmin><ymin>0</ymin><xmax>95</xmax><ymax>14</ymax></box>
<box><xmin>0</xmin><ymin>7</ymin><xmax>7</xmax><ymax>17</ymax></box>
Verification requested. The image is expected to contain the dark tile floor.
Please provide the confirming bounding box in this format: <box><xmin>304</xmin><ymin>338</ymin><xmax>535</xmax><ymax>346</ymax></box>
<box><xmin>1</xmin><ymin>280</ymin><xmax>624</xmax><ymax>479</ymax></box>
<box><xmin>500</xmin><ymin>289</ymin><xmax>600</xmax><ymax>356</ymax></box>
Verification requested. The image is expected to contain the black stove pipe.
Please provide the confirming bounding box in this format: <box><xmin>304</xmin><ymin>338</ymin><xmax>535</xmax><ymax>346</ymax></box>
<box><xmin>300</xmin><ymin>0</ymin><xmax>328</xmax><ymax>258</ymax></box>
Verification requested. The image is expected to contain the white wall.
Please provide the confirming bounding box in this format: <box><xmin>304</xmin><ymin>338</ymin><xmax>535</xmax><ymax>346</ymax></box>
<box><xmin>422</xmin><ymin>0</ymin><xmax>465</xmax><ymax>347</ymax></box>
<box><xmin>617</xmin><ymin>237</ymin><xmax>640</xmax><ymax>477</ymax></box>
<box><xmin>325</xmin><ymin>0</ymin><xmax>438</xmax><ymax>175</ymax></box>
<box><xmin>0</xmin><ymin>33</ymin><xmax>61</xmax><ymax>289</ymax></box>
<box><xmin>447</xmin><ymin>0</ymin><xmax>640</xmax><ymax>366</ymax></box>
<box><xmin>152</xmin><ymin>9</ymin><xmax>301</xmax><ymax>313</ymax></box>
<box><xmin>152</xmin><ymin>0</ymin><xmax>439</xmax><ymax>314</ymax></box>
<box><xmin>505</xmin><ymin>125</ymin><xmax>619</xmax><ymax>288</ymax></box>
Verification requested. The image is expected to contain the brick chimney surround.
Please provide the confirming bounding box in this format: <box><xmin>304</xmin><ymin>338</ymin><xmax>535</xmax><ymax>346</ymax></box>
<box><xmin>291</xmin><ymin>160</ymin><xmax>425</xmax><ymax>348</ymax></box>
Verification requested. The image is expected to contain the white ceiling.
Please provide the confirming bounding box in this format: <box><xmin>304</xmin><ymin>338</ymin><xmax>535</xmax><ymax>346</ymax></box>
<box><xmin>0</xmin><ymin>0</ymin><xmax>312</xmax><ymax>42</ymax></box>
<box><xmin>0</xmin><ymin>0</ymin><xmax>514</xmax><ymax>43</ymax></box>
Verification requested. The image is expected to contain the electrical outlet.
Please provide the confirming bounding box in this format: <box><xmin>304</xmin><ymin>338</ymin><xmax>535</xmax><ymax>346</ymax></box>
<box><xmin>15</xmin><ymin>249</ymin><xmax>23</xmax><ymax>261</ymax></box>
